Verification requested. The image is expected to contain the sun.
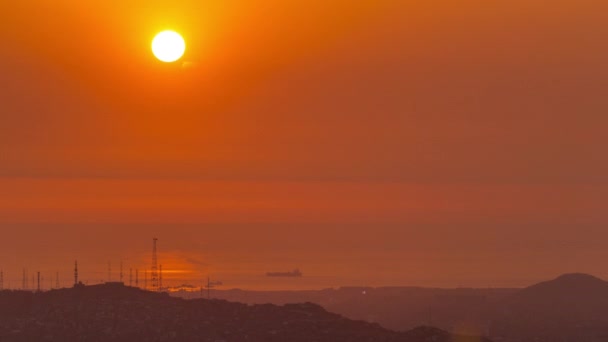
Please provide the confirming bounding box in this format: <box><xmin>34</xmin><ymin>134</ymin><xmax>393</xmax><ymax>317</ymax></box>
<box><xmin>152</xmin><ymin>30</ymin><xmax>186</xmax><ymax>63</ymax></box>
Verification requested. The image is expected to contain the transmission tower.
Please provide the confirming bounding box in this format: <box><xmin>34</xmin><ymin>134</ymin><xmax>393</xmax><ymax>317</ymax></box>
<box><xmin>151</xmin><ymin>238</ymin><xmax>159</xmax><ymax>291</ymax></box>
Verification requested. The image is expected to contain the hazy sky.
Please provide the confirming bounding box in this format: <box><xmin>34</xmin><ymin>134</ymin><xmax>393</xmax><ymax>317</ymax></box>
<box><xmin>1</xmin><ymin>0</ymin><xmax>607</xmax><ymax>289</ymax></box>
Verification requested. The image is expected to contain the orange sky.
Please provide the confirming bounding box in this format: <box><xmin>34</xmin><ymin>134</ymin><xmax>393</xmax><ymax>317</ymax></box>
<box><xmin>1</xmin><ymin>0</ymin><xmax>608</xmax><ymax>290</ymax></box>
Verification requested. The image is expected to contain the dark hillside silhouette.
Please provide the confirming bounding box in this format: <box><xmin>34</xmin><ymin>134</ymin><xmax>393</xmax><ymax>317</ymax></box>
<box><xmin>0</xmin><ymin>283</ymin><xmax>491</xmax><ymax>342</ymax></box>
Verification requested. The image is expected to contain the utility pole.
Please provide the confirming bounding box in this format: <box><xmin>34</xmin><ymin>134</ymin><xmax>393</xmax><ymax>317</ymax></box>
<box><xmin>151</xmin><ymin>238</ymin><xmax>159</xmax><ymax>291</ymax></box>
<box><xmin>159</xmin><ymin>264</ymin><xmax>163</xmax><ymax>291</ymax></box>
<box><xmin>74</xmin><ymin>260</ymin><xmax>79</xmax><ymax>286</ymax></box>
<box><xmin>204</xmin><ymin>277</ymin><xmax>221</xmax><ymax>299</ymax></box>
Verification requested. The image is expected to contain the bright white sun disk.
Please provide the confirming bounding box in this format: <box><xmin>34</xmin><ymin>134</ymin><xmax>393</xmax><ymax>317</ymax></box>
<box><xmin>152</xmin><ymin>31</ymin><xmax>186</xmax><ymax>63</ymax></box>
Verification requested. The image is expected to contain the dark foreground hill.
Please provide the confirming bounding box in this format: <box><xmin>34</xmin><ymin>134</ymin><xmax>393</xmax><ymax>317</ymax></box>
<box><xmin>0</xmin><ymin>283</ymin><xmax>490</xmax><ymax>342</ymax></box>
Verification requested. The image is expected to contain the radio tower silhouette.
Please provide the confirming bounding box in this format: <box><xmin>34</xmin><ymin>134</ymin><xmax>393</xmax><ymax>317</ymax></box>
<box><xmin>151</xmin><ymin>238</ymin><xmax>159</xmax><ymax>291</ymax></box>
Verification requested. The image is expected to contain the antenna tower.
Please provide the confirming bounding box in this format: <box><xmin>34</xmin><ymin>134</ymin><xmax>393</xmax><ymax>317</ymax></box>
<box><xmin>151</xmin><ymin>238</ymin><xmax>159</xmax><ymax>291</ymax></box>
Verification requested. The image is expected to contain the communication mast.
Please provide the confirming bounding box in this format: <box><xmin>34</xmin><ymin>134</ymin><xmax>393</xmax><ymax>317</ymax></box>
<box><xmin>151</xmin><ymin>238</ymin><xmax>159</xmax><ymax>291</ymax></box>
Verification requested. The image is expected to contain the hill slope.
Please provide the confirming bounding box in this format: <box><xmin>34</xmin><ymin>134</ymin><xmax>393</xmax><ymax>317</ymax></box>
<box><xmin>0</xmin><ymin>283</ymin><xmax>490</xmax><ymax>342</ymax></box>
<box><xmin>491</xmin><ymin>273</ymin><xmax>608</xmax><ymax>341</ymax></box>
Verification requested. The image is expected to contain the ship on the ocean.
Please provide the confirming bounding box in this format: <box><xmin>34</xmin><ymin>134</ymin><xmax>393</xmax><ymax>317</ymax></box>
<box><xmin>266</xmin><ymin>268</ymin><xmax>303</xmax><ymax>277</ymax></box>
